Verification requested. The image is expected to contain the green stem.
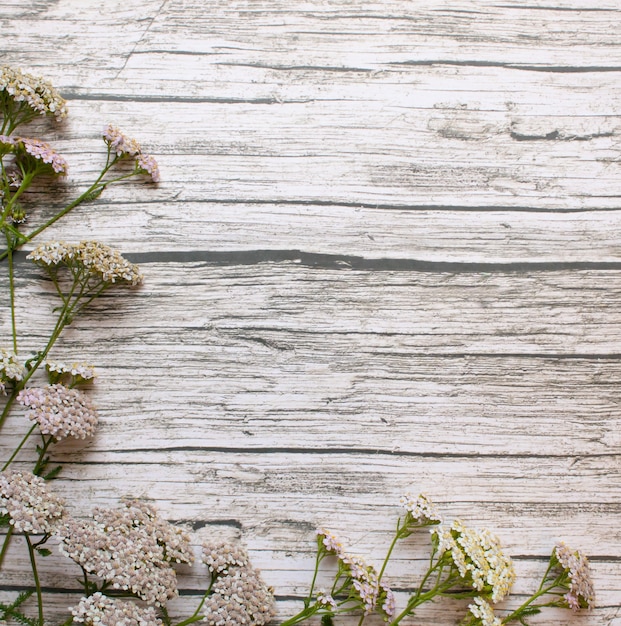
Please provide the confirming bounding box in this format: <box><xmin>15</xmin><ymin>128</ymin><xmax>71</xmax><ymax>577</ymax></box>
<box><xmin>1</xmin><ymin>102</ymin><xmax>38</xmax><ymax>135</ymax></box>
<box><xmin>4</xmin><ymin>230</ymin><xmax>17</xmax><ymax>351</ymax></box>
<box><xmin>0</xmin><ymin>525</ymin><xmax>14</xmax><ymax>570</ymax></box>
<box><xmin>160</xmin><ymin>606</ymin><xmax>172</xmax><ymax>626</ymax></box>
<box><xmin>378</xmin><ymin>517</ymin><xmax>405</xmax><ymax>582</ymax></box>
<box><xmin>0</xmin><ymin>156</ymin><xmax>141</xmax><ymax>262</ymax></box>
<box><xmin>502</xmin><ymin>579</ymin><xmax>564</xmax><ymax>624</ymax></box>
<box><xmin>389</xmin><ymin>568</ymin><xmax>459</xmax><ymax>625</ymax></box>
<box><xmin>25</xmin><ymin>533</ymin><xmax>45</xmax><ymax>626</ymax></box>
<box><xmin>19</xmin><ymin>295</ymin><xmax>72</xmax><ymax>389</ymax></box>
<box><xmin>412</xmin><ymin>548</ymin><xmax>441</xmax><ymax>604</ymax></box>
<box><xmin>173</xmin><ymin>615</ymin><xmax>207</xmax><ymax>626</ymax></box>
<box><xmin>0</xmin><ymin>172</ymin><xmax>35</xmax><ymax>225</ymax></box>
<box><xmin>172</xmin><ymin>578</ymin><xmax>215</xmax><ymax>626</ymax></box>
<box><xmin>306</xmin><ymin>546</ymin><xmax>325</xmax><ymax>606</ymax></box>
<box><xmin>2</xmin><ymin>423</ymin><xmax>37</xmax><ymax>471</ymax></box>
<box><xmin>279</xmin><ymin>605</ymin><xmax>322</xmax><ymax>626</ymax></box>
<box><xmin>0</xmin><ymin>292</ymin><xmax>72</xmax><ymax>443</ymax></box>
<box><xmin>33</xmin><ymin>433</ymin><xmax>56</xmax><ymax>476</ymax></box>
<box><xmin>0</xmin><ymin>389</ymin><xmax>17</xmax><ymax>432</ymax></box>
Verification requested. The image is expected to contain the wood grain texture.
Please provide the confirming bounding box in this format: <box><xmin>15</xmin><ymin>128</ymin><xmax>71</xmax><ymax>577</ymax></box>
<box><xmin>1</xmin><ymin>0</ymin><xmax>620</xmax><ymax>624</ymax></box>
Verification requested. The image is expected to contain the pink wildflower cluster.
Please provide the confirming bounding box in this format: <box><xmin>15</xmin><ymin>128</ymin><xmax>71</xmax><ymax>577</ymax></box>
<box><xmin>71</xmin><ymin>592</ymin><xmax>163</xmax><ymax>626</ymax></box>
<box><xmin>15</xmin><ymin>136</ymin><xmax>68</xmax><ymax>175</ymax></box>
<box><xmin>18</xmin><ymin>383</ymin><xmax>98</xmax><ymax>440</ymax></box>
<box><xmin>57</xmin><ymin>500</ymin><xmax>193</xmax><ymax>606</ymax></box>
<box><xmin>0</xmin><ymin>134</ymin><xmax>68</xmax><ymax>175</ymax></box>
<box><xmin>137</xmin><ymin>152</ymin><xmax>160</xmax><ymax>183</ymax></box>
<box><xmin>316</xmin><ymin>590</ymin><xmax>338</xmax><ymax>611</ymax></box>
<box><xmin>103</xmin><ymin>124</ymin><xmax>160</xmax><ymax>182</ymax></box>
<box><xmin>200</xmin><ymin>540</ymin><xmax>276</xmax><ymax>625</ymax></box>
<box><xmin>202</xmin><ymin>539</ymin><xmax>250</xmax><ymax>574</ymax></box>
<box><xmin>317</xmin><ymin>528</ymin><xmax>396</xmax><ymax>620</ymax></box>
<box><xmin>103</xmin><ymin>124</ymin><xmax>141</xmax><ymax>157</ymax></box>
<box><xmin>0</xmin><ymin>469</ymin><xmax>65</xmax><ymax>534</ymax></box>
<box><xmin>101</xmin><ymin>499</ymin><xmax>195</xmax><ymax>565</ymax></box>
<box><xmin>0</xmin><ymin>134</ymin><xmax>15</xmax><ymax>153</ymax></box>
<box><xmin>554</xmin><ymin>542</ymin><xmax>595</xmax><ymax>611</ymax></box>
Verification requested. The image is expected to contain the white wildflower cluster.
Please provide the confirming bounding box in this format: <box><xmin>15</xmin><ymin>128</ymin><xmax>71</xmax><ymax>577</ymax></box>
<box><xmin>28</xmin><ymin>240</ymin><xmax>143</xmax><ymax>286</ymax></box>
<box><xmin>71</xmin><ymin>592</ymin><xmax>163</xmax><ymax>626</ymax></box>
<box><xmin>554</xmin><ymin>541</ymin><xmax>595</xmax><ymax>611</ymax></box>
<box><xmin>0</xmin><ymin>347</ymin><xmax>24</xmax><ymax>395</ymax></box>
<box><xmin>56</xmin><ymin>500</ymin><xmax>191</xmax><ymax>606</ymax></box>
<box><xmin>400</xmin><ymin>492</ymin><xmax>443</xmax><ymax>525</ymax></box>
<box><xmin>200</xmin><ymin>540</ymin><xmax>276</xmax><ymax>625</ymax></box>
<box><xmin>17</xmin><ymin>383</ymin><xmax>98</xmax><ymax>440</ymax></box>
<box><xmin>103</xmin><ymin>124</ymin><xmax>160</xmax><ymax>182</ymax></box>
<box><xmin>0</xmin><ymin>65</ymin><xmax>68</xmax><ymax>121</ymax></box>
<box><xmin>0</xmin><ymin>469</ymin><xmax>65</xmax><ymax>534</ymax></box>
<box><xmin>26</xmin><ymin>240</ymin><xmax>73</xmax><ymax>265</ymax></box>
<box><xmin>45</xmin><ymin>360</ymin><xmax>96</xmax><ymax>384</ymax></box>
<box><xmin>433</xmin><ymin>520</ymin><xmax>515</xmax><ymax>603</ymax></box>
<box><xmin>316</xmin><ymin>529</ymin><xmax>396</xmax><ymax>621</ymax></box>
<box><xmin>465</xmin><ymin>596</ymin><xmax>503</xmax><ymax>626</ymax></box>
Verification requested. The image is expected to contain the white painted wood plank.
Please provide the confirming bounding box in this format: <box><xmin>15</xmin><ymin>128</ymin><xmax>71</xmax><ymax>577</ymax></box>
<box><xmin>1</xmin><ymin>1</ymin><xmax>620</xmax><ymax>624</ymax></box>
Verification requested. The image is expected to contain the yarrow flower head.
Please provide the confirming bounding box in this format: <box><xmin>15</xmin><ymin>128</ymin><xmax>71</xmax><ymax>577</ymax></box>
<box><xmin>378</xmin><ymin>583</ymin><xmax>397</xmax><ymax>621</ymax></box>
<box><xmin>0</xmin><ymin>469</ymin><xmax>65</xmax><ymax>534</ymax></box>
<box><xmin>103</xmin><ymin>124</ymin><xmax>141</xmax><ymax>157</ymax></box>
<box><xmin>341</xmin><ymin>553</ymin><xmax>381</xmax><ymax>615</ymax></box>
<box><xmin>0</xmin><ymin>65</ymin><xmax>67</xmax><ymax>122</ymax></box>
<box><xmin>102</xmin><ymin>124</ymin><xmax>160</xmax><ymax>182</ymax></box>
<box><xmin>201</xmin><ymin>563</ymin><xmax>276</xmax><ymax>625</ymax></box>
<box><xmin>28</xmin><ymin>240</ymin><xmax>143</xmax><ymax>286</ymax></box>
<box><xmin>202</xmin><ymin>540</ymin><xmax>250</xmax><ymax>574</ymax></box>
<box><xmin>317</xmin><ymin>527</ymin><xmax>345</xmax><ymax>556</ymax></box>
<box><xmin>553</xmin><ymin>541</ymin><xmax>595</xmax><ymax>611</ymax></box>
<box><xmin>56</xmin><ymin>501</ymin><xmax>187</xmax><ymax>606</ymax></box>
<box><xmin>18</xmin><ymin>383</ymin><xmax>98</xmax><ymax>440</ymax></box>
<box><xmin>316</xmin><ymin>529</ymin><xmax>393</xmax><ymax>619</ymax></box>
<box><xmin>462</xmin><ymin>596</ymin><xmax>503</xmax><ymax>626</ymax></box>
<box><xmin>13</xmin><ymin>137</ymin><xmax>68</xmax><ymax>175</ymax></box>
<box><xmin>114</xmin><ymin>498</ymin><xmax>195</xmax><ymax>565</ymax></box>
<box><xmin>137</xmin><ymin>152</ymin><xmax>160</xmax><ymax>182</ymax></box>
<box><xmin>0</xmin><ymin>347</ymin><xmax>24</xmax><ymax>395</ymax></box>
<box><xmin>400</xmin><ymin>492</ymin><xmax>443</xmax><ymax>528</ymax></box>
<box><xmin>432</xmin><ymin>519</ymin><xmax>515</xmax><ymax>603</ymax></box>
<box><xmin>0</xmin><ymin>134</ymin><xmax>15</xmax><ymax>155</ymax></box>
<box><xmin>71</xmin><ymin>592</ymin><xmax>163</xmax><ymax>626</ymax></box>
<box><xmin>316</xmin><ymin>589</ymin><xmax>338</xmax><ymax>612</ymax></box>
<box><xmin>45</xmin><ymin>360</ymin><xmax>96</xmax><ymax>385</ymax></box>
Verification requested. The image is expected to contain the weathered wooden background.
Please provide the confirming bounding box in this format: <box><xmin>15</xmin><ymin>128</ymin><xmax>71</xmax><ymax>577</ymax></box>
<box><xmin>1</xmin><ymin>0</ymin><xmax>620</xmax><ymax>624</ymax></box>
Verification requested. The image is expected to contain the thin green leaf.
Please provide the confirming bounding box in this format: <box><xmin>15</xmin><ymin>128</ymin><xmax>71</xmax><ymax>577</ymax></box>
<box><xmin>43</xmin><ymin>464</ymin><xmax>63</xmax><ymax>480</ymax></box>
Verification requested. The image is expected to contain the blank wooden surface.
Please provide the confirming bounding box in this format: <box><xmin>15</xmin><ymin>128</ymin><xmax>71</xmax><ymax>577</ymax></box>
<box><xmin>1</xmin><ymin>0</ymin><xmax>620</xmax><ymax>624</ymax></box>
